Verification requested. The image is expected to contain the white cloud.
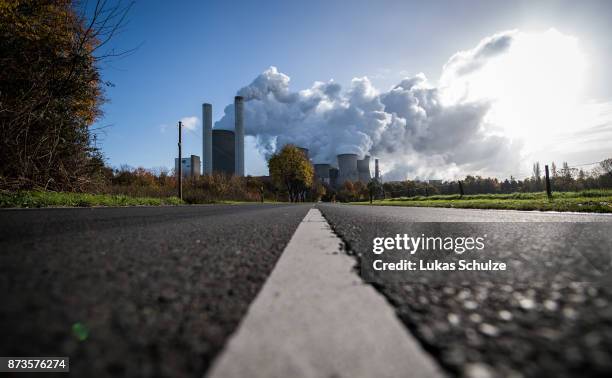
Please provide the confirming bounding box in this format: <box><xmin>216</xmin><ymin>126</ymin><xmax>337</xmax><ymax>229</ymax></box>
<box><xmin>213</xmin><ymin>29</ymin><xmax>611</xmax><ymax>180</ymax></box>
<box><xmin>180</xmin><ymin>116</ymin><xmax>199</xmax><ymax>131</ymax></box>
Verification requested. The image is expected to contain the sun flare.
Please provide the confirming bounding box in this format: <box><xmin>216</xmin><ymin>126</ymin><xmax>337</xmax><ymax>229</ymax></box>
<box><xmin>442</xmin><ymin>29</ymin><xmax>588</xmax><ymax>145</ymax></box>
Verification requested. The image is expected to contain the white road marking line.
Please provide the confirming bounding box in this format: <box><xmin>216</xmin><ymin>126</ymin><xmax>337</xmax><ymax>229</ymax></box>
<box><xmin>206</xmin><ymin>209</ymin><xmax>444</xmax><ymax>378</ymax></box>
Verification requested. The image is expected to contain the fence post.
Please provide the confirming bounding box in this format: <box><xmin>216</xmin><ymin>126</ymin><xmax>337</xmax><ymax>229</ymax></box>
<box><xmin>545</xmin><ymin>164</ymin><xmax>552</xmax><ymax>199</ymax></box>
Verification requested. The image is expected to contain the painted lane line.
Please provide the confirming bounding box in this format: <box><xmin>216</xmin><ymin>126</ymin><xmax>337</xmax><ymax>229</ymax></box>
<box><xmin>206</xmin><ymin>208</ymin><xmax>444</xmax><ymax>378</ymax></box>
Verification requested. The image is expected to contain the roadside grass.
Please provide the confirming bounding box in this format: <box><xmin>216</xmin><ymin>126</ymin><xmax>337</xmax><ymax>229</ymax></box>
<box><xmin>0</xmin><ymin>191</ymin><xmax>184</xmax><ymax>208</ymax></box>
<box><xmin>353</xmin><ymin>190</ymin><xmax>612</xmax><ymax>213</ymax></box>
<box><xmin>0</xmin><ymin>191</ymin><xmax>289</xmax><ymax>208</ymax></box>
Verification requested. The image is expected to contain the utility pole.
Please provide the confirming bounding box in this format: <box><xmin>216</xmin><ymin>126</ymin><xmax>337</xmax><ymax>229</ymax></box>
<box><xmin>178</xmin><ymin>121</ymin><xmax>183</xmax><ymax>200</ymax></box>
<box><xmin>545</xmin><ymin>164</ymin><xmax>552</xmax><ymax>199</ymax></box>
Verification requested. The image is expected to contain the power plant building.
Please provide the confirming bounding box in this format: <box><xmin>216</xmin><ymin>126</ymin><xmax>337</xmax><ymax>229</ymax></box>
<box><xmin>314</xmin><ymin>163</ymin><xmax>331</xmax><ymax>184</ymax></box>
<box><xmin>357</xmin><ymin>155</ymin><xmax>371</xmax><ymax>183</ymax></box>
<box><xmin>175</xmin><ymin>155</ymin><xmax>201</xmax><ymax>178</ymax></box>
<box><xmin>212</xmin><ymin>129</ymin><xmax>235</xmax><ymax>175</ymax></box>
<box><xmin>201</xmin><ymin>97</ymin><xmax>245</xmax><ymax>176</ymax></box>
<box><xmin>329</xmin><ymin>167</ymin><xmax>339</xmax><ymax>188</ymax></box>
<box><xmin>316</xmin><ymin>154</ymin><xmax>374</xmax><ymax>188</ymax></box>
<box><xmin>337</xmin><ymin>154</ymin><xmax>359</xmax><ymax>184</ymax></box>
<box><xmin>198</xmin><ymin>99</ymin><xmax>379</xmax><ymax>186</ymax></box>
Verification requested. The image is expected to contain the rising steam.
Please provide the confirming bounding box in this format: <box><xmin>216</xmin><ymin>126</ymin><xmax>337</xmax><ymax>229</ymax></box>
<box><xmin>214</xmin><ymin>31</ymin><xmax>529</xmax><ymax>180</ymax></box>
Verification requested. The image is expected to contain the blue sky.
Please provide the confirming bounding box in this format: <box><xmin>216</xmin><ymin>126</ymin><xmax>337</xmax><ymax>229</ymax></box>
<box><xmin>93</xmin><ymin>0</ymin><xmax>612</xmax><ymax>178</ymax></box>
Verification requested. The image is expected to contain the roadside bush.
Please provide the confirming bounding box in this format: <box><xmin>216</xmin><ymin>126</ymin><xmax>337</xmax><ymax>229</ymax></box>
<box><xmin>0</xmin><ymin>0</ymin><xmax>130</xmax><ymax>191</ymax></box>
<box><xmin>103</xmin><ymin>167</ymin><xmax>277</xmax><ymax>203</ymax></box>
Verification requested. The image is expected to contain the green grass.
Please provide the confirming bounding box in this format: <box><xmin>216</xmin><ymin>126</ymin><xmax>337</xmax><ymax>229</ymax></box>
<box><xmin>0</xmin><ymin>191</ymin><xmax>184</xmax><ymax>208</ymax></box>
<box><xmin>353</xmin><ymin>190</ymin><xmax>612</xmax><ymax>213</ymax></box>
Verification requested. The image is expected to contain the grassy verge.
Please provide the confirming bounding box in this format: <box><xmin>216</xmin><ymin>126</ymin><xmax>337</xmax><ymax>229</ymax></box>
<box><xmin>353</xmin><ymin>190</ymin><xmax>612</xmax><ymax>213</ymax></box>
<box><xmin>0</xmin><ymin>191</ymin><xmax>184</xmax><ymax>208</ymax></box>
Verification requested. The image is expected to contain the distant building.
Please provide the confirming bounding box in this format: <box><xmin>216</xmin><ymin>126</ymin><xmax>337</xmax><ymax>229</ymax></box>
<box><xmin>202</xmin><ymin>98</ymin><xmax>244</xmax><ymax>177</ymax></box>
<box><xmin>428</xmin><ymin>179</ymin><xmax>442</xmax><ymax>185</ymax></box>
<box><xmin>212</xmin><ymin>129</ymin><xmax>235</xmax><ymax>175</ymax></box>
<box><xmin>175</xmin><ymin>155</ymin><xmax>201</xmax><ymax>178</ymax></box>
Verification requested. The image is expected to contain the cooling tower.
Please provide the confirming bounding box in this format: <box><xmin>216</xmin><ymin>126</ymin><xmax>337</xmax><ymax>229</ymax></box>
<box><xmin>314</xmin><ymin>163</ymin><xmax>331</xmax><ymax>184</ymax></box>
<box><xmin>234</xmin><ymin>96</ymin><xmax>245</xmax><ymax>176</ymax></box>
<box><xmin>203</xmin><ymin>103</ymin><xmax>213</xmax><ymax>175</ymax></box>
<box><xmin>337</xmin><ymin>153</ymin><xmax>358</xmax><ymax>184</ymax></box>
<box><xmin>329</xmin><ymin>167</ymin><xmax>339</xmax><ymax>188</ymax></box>
<box><xmin>212</xmin><ymin>129</ymin><xmax>235</xmax><ymax>175</ymax></box>
<box><xmin>357</xmin><ymin>155</ymin><xmax>371</xmax><ymax>183</ymax></box>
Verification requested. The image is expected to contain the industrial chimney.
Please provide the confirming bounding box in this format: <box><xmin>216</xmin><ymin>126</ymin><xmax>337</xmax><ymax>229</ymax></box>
<box><xmin>234</xmin><ymin>96</ymin><xmax>245</xmax><ymax>176</ymax></box>
<box><xmin>203</xmin><ymin>103</ymin><xmax>212</xmax><ymax>175</ymax></box>
<box><xmin>375</xmin><ymin>158</ymin><xmax>380</xmax><ymax>180</ymax></box>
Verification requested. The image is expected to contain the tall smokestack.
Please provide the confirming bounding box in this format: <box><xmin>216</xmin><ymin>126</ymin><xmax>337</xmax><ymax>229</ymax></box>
<box><xmin>234</xmin><ymin>96</ymin><xmax>245</xmax><ymax>176</ymax></box>
<box><xmin>203</xmin><ymin>103</ymin><xmax>213</xmax><ymax>174</ymax></box>
<box><xmin>375</xmin><ymin>158</ymin><xmax>380</xmax><ymax>180</ymax></box>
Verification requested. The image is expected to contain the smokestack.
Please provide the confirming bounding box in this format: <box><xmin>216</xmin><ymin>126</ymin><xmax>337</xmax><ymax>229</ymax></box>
<box><xmin>375</xmin><ymin>158</ymin><xmax>380</xmax><ymax>180</ymax></box>
<box><xmin>234</xmin><ymin>96</ymin><xmax>245</xmax><ymax>176</ymax></box>
<box><xmin>374</xmin><ymin>159</ymin><xmax>380</xmax><ymax>180</ymax></box>
<box><xmin>203</xmin><ymin>103</ymin><xmax>212</xmax><ymax>174</ymax></box>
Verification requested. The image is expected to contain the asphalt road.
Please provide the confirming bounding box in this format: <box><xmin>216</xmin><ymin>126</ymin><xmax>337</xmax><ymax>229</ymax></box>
<box><xmin>317</xmin><ymin>204</ymin><xmax>612</xmax><ymax>378</ymax></box>
<box><xmin>0</xmin><ymin>204</ymin><xmax>311</xmax><ymax>377</ymax></box>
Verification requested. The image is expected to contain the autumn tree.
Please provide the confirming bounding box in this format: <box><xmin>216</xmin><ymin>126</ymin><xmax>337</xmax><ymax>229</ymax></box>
<box><xmin>367</xmin><ymin>179</ymin><xmax>382</xmax><ymax>203</ymax></box>
<box><xmin>311</xmin><ymin>181</ymin><xmax>326</xmax><ymax>202</ymax></box>
<box><xmin>0</xmin><ymin>0</ymin><xmax>131</xmax><ymax>191</ymax></box>
<box><xmin>268</xmin><ymin>145</ymin><xmax>314</xmax><ymax>202</ymax></box>
<box><xmin>601</xmin><ymin>158</ymin><xmax>612</xmax><ymax>178</ymax></box>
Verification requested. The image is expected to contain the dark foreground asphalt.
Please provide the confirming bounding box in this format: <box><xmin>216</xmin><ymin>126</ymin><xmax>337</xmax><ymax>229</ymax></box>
<box><xmin>0</xmin><ymin>204</ymin><xmax>311</xmax><ymax>377</ymax></box>
<box><xmin>317</xmin><ymin>204</ymin><xmax>612</xmax><ymax>378</ymax></box>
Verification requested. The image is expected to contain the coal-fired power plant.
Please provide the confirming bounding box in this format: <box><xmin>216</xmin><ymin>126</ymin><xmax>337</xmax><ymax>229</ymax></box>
<box><xmin>357</xmin><ymin>155</ymin><xmax>371</xmax><ymax>183</ymax></box>
<box><xmin>337</xmin><ymin>154</ymin><xmax>359</xmax><ymax>183</ymax></box>
<box><xmin>314</xmin><ymin>163</ymin><xmax>331</xmax><ymax>184</ymax></box>
<box><xmin>315</xmin><ymin>154</ymin><xmax>375</xmax><ymax>188</ymax></box>
<box><xmin>202</xmin><ymin>97</ymin><xmax>245</xmax><ymax>176</ymax></box>
<box><xmin>212</xmin><ymin>129</ymin><xmax>235</xmax><ymax>175</ymax></box>
<box><xmin>199</xmin><ymin>97</ymin><xmax>379</xmax><ymax>185</ymax></box>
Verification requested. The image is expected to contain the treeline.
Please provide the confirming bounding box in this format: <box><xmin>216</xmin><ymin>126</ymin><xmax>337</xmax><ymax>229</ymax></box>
<box><xmin>381</xmin><ymin>160</ymin><xmax>612</xmax><ymax>198</ymax></box>
<box><xmin>97</xmin><ymin>165</ymin><xmax>326</xmax><ymax>203</ymax></box>
<box><xmin>96</xmin><ymin>166</ymin><xmax>270</xmax><ymax>203</ymax></box>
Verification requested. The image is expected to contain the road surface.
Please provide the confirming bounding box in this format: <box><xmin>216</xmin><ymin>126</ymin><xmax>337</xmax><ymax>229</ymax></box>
<box><xmin>0</xmin><ymin>204</ymin><xmax>311</xmax><ymax>377</ymax></box>
<box><xmin>2</xmin><ymin>203</ymin><xmax>612</xmax><ymax>378</ymax></box>
<box><xmin>317</xmin><ymin>204</ymin><xmax>612</xmax><ymax>378</ymax></box>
